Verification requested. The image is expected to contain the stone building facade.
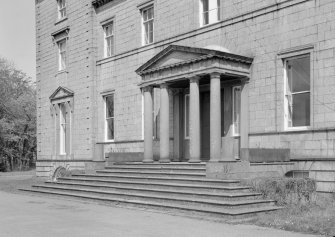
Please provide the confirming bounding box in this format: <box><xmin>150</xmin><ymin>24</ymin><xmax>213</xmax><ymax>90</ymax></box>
<box><xmin>36</xmin><ymin>0</ymin><xmax>335</xmax><ymax>192</ymax></box>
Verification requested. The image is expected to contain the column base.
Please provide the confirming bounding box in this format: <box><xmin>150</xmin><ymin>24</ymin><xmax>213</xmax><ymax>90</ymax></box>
<box><xmin>188</xmin><ymin>159</ymin><xmax>201</xmax><ymax>163</ymax></box>
<box><xmin>159</xmin><ymin>159</ymin><xmax>171</xmax><ymax>163</ymax></box>
<box><xmin>142</xmin><ymin>159</ymin><xmax>154</xmax><ymax>163</ymax></box>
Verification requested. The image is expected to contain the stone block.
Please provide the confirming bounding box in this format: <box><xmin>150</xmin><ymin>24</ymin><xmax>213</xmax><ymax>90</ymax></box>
<box><xmin>241</xmin><ymin>148</ymin><xmax>290</xmax><ymax>163</ymax></box>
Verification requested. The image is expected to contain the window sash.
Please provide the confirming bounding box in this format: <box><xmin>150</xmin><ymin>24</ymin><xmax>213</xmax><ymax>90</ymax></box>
<box><xmin>105</xmin><ymin>94</ymin><xmax>115</xmax><ymax>141</ymax></box>
<box><xmin>58</xmin><ymin>40</ymin><xmax>66</xmax><ymax>70</ymax></box>
<box><xmin>59</xmin><ymin>103</ymin><xmax>67</xmax><ymax>155</ymax></box>
<box><xmin>142</xmin><ymin>6</ymin><xmax>154</xmax><ymax>45</ymax></box>
<box><xmin>285</xmin><ymin>55</ymin><xmax>311</xmax><ymax>128</ymax></box>
<box><xmin>58</xmin><ymin>0</ymin><xmax>66</xmax><ymax>19</ymax></box>
<box><xmin>201</xmin><ymin>0</ymin><xmax>220</xmax><ymax>26</ymax></box>
<box><xmin>104</xmin><ymin>23</ymin><xmax>114</xmax><ymax>57</ymax></box>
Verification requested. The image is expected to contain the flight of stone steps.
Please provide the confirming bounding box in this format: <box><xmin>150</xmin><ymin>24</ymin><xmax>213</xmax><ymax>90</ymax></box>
<box><xmin>20</xmin><ymin>162</ymin><xmax>281</xmax><ymax>219</ymax></box>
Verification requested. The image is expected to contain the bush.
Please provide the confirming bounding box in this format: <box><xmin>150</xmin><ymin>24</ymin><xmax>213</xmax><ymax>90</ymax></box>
<box><xmin>245</xmin><ymin>177</ymin><xmax>317</xmax><ymax>205</ymax></box>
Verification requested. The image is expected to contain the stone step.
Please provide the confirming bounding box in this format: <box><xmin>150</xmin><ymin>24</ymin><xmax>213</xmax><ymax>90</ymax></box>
<box><xmin>20</xmin><ymin>188</ymin><xmax>281</xmax><ymax>219</ymax></box>
<box><xmin>72</xmin><ymin>174</ymin><xmax>240</xmax><ymax>186</ymax></box>
<box><xmin>95</xmin><ymin>170</ymin><xmax>206</xmax><ymax>178</ymax></box>
<box><xmin>110</xmin><ymin>162</ymin><xmax>206</xmax><ymax>168</ymax></box>
<box><xmin>105</xmin><ymin>166</ymin><xmax>206</xmax><ymax>173</ymax></box>
<box><xmin>45</xmin><ymin>181</ymin><xmax>259</xmax><ymax>201</ymax></box>
<box><xmin>58</xmin><ymin>177</ymin><xmax>251</xmax><ymax>193</ymax></box>
<box><xmin>29</xmin><ymin>184</ymin><xmax>270</xmax><ymax>209</ymax></box>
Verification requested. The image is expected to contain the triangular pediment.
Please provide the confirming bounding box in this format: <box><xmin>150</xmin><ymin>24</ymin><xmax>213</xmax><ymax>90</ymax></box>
<box><xmin>49</xmin><ymin>86</ymin><xmax>74</xmax><ymax>101</ymax></box>
<box><xmin>136</xmin><ymin>45</ymin><xmax>214</xmax><ymax>75</ymax></box>
<box><xmin>136</xmin><ymin>45</ymin><xmax>253</xmax><ymax>76</ymax></box>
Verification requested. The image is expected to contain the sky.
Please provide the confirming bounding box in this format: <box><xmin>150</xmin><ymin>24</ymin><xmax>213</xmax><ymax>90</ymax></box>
<box><xmin>0</xmin><ymin>1</ymin><xmax>36</xmax><ymax>81</ymax></box>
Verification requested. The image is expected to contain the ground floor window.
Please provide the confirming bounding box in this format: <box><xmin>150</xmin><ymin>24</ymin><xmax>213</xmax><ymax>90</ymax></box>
<box><xmin>59</xmin><ymin>103</ymin><xmax>67</xmax><ymax>154</ymax></box>
<box><xmin>285</xmin><ymin>55</ymin><xmax>310</xmax><ymax>128</ymax></box>
<box><xmin>105</xmin><ymin>94</ymin><xmax>114</xmax><ymax>141</ymax></box>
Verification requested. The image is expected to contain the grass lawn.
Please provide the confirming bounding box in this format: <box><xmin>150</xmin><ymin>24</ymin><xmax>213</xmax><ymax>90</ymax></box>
<box><xmin>248</xmin><ymin>198</ymin><xmax>335</xmax><ymax>236</ymax></box>
<box><xmin>0</xmin><ymin>170</ymin><xmax>43</xmax><ymax>194</ymax></box>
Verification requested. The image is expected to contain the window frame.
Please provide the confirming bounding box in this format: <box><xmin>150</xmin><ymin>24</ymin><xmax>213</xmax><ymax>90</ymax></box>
<box><xmin>199</xmin><ymin>0</ymin><xmax>221</xmax><ymax>27</ymax></box>
<box><xmin>103</xmin><ymin>22</ymin><xmax>114</xmax><ymax>58</ymax></box>
<box><xmin>141</xmin><ymin>5</ymin><xmax>154</xmax><ymax>46</ymax></box>
<box><xmin>57</xmin><ymin>0</ymin><xmax>66</xmax><ymax>20</ymax></box>
<box><xmin>232</xmin><ymin>85</ymin><xmax>241</xmax><ymax>137</ymax></box>
<box><xmin>57</xmin><ymin>39</ymin><xmax>67</xmax><ymax>71</ymax></box>
<box><xmin>104</xmin><ymin>94</ymin><xmax>115</xmax><ymax>142</ymax></box>
<box><xmin>283</xmin><ymin>54</ymin><xmax>312</xmax><ymax>131</ymax></box>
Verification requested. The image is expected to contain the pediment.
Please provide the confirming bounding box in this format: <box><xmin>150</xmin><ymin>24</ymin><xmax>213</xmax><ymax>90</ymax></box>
<box><xmin>49</xmin><ymin>86</ymin><xmax>74</xmax><ymax>101</ymax></box>
<box><xmin>136</xmin><ymin>45</ymin><xmax>253</xmax><ymax>76</ymax></box>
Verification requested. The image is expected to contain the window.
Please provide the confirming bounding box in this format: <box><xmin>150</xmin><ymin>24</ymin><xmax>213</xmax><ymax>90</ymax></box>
<box><xmin>285</xmin><ymin>55</ymin><xmax>310</xmax><ymax>128</ymax></box>
<box><xmin>105</xmin><ymin>94</ymin><xmax>114</xmax><ymax>141</ymax></box>
<box><xmin>59</xmin><ymin>103</ymin><xmax>67</xmax><ymax>155</ymax></box>
<box><xmin>142</xmin><ymin>5</ymin><xmax>154</xmax><ymax>45</ymax></box>
<box><xmin>57</xmin><ymin>39</ymin><xmax>67</xmax><ymax>71</ymax></box>
<box><xmin>232</xmin><ymin>86</ymin><xmax>241</xmax><ymax>136</ymax></box>
<box><xmin>104</xmin><ymin>22</ymin><xmax>114</xmax><ymax>57</ymax></box>
<box><xmin>57</xmin><ymin>0</ymin><xmax>66</xmax><ymax>19</ymax></box>
<box><xmin>200</xmin><ymin>0</ymin><xmax>220</xmax><ymax>26</ymax></box>
<box><xmin>185</xmin><ymin>94</ymin><xmax>190</xmax><ymax>138</ymax></box>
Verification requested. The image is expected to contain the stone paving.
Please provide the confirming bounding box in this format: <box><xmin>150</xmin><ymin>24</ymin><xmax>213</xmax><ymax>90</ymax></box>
<box><xmin>0</xmin><ymin>190</ymin><xmax>323</xmax><ymax>237</ymax></box>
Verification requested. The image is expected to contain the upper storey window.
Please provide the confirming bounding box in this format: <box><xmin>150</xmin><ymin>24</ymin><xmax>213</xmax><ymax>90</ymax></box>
<box><xmin>57</xmin><ymin>0</ymin><xmax>66</xmax><ymax>19</ymax></box>
<box><xmin>284</xmin><ymin>55</ymin><xmax>311</xmax><ymax>128</ymax></box>
<box><xmin>142</xmin><ymin>5</ymin><xmax>154</xmax><ymax>45</ymax></box>
<box><xmin>58</xmin><ymin>39</ymin><xmax>67</xmax><ymax>71</ymax></box>
<box><xmin>200</xmin><ymin>0</ymin><xmax>220</xmax><ymax>26</ymax></box>
<box><xmin>104</xmin><ymin>22</ymin><xmax>114</xmax><ymax>57</ymax></box>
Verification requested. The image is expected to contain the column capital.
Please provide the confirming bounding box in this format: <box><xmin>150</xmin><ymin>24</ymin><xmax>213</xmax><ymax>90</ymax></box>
<box><xmin>159</xmin><ymin>83</ymin><xmax>169</xmax><ymax>89</ymax></box>
<box><xmin>210</xmin><ymin>72</ymin><xmax>221</xmax><ymax>79</ymax></box>
<box><xmin>142</xmin><ymin>86</ymin><xmax>153</xmax><ymax>93</ymax></box>
<box><xmin>188</xmin><ymin>75</ymin><xmax>201</xmax><ymax>83</ymax></box>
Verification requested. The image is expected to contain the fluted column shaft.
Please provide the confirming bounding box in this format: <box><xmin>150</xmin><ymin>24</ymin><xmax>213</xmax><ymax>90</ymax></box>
<box><xmin>159</xmin><ymin>84</ymin><xmax>170</xmax><ymax>162</ymax></box>
<box><xmin>143</xmin><ymin>86</ymin><xmax>153</xmax><ymax>163</ymax></box>
<box><xmin>189</xmin><ymin>77</ymin><xmax>201</xmax><ymax>163</ymax></box>
<box><xmin>210</xmin><ymin>72</ymin><xmax>221</xmax><ymax>161</ymax></box>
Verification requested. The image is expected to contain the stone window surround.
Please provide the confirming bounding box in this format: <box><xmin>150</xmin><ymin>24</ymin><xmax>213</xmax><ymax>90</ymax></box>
<box><xmin>140</xmin><ymin>3</ymin><xmax>154</xmax><ymax>46</ymax></box>
<box><xmin>101</xmin><ymin>17</ymin><xmax>115</xmax><ymax>58</ymax></box>
<box><xmin>278</xmin><ymin>44</ymin><xmax>314</xmax><ymax>132</ymax></box>
<box><xmin>51</xmin><ymin>27</ymin><xmax>70</xmax><ymax>73</ymax></box>
<box><xmin>50</xmin><ymin>92</ymin><xmax>74</xmax><ymax>160</ymax></box>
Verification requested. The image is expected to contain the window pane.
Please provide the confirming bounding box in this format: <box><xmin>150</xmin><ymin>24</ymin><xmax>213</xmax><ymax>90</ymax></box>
<box><xmin>148</xmin><ymin>7</ymin><xmax>153</xmax><ymax>19</ymax></box>
<box><xmin>143</xmin><ymin>9</ymin><xmax>148</xmax><ymax>21</ymax></box>
<box><xmin>287</xmin><ymin>56</ymin><xmax>310</xmax><ymax>93</ymax></box>
<box><xmin>105</xmin><ymin>24</ymin><xmax>113</xmax><ymax>36</ymax></box>
<box><xmin>185</xmin><ymin>95</ymin><xmax>190</xmax><ymax>137</ymax></box>
<box><xmin>292</xmin><ymin>93</ymin><xmax>310</xmax><ymax>127</ymax></box>
<box><xmin>106</xmin><ymin>95</ymin><xmax>114</xmax><ymax>118</ymax></box>
<box><xmin>107</xmin><ymin>118</ymin><xmax>114</xmax><ymax>140</ymax></box>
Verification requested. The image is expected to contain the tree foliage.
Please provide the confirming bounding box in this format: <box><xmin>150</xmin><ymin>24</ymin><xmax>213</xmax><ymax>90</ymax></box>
<box><xmin>0</xmin><ymin>57</ymin><xmax>36</xmax><ymax>172</ymax></box>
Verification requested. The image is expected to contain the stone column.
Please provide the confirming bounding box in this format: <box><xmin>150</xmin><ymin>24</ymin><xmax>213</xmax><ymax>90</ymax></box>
<box><xmin>189</xmin><ymin>76</ymin><xmax>201</xmax><ymax>163</ymax></box>
<box><xmin>172</xmin><ymin>89</ymin><xmax>182</xmax><ymax>161</ymax></box>
<box><xmin>143</xmin><ymin>86</ymin><xmax>154</xmax><ymax>163</ymax></box>
<box><xmin>210</xmin><ymin>72</ymin><xmax>222</xmax><ymax>162</ymax></box>
<box><xmin>159</xmin><ymin>83</ymin><xmax>170</xmax><ymax>163</ymax></box>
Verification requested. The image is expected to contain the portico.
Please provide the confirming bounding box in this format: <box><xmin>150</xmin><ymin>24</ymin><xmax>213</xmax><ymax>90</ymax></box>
<box><xmin>136</xmin><ymin>45</ymin><xmax>253</xmax><ymax>163</ymax></box>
